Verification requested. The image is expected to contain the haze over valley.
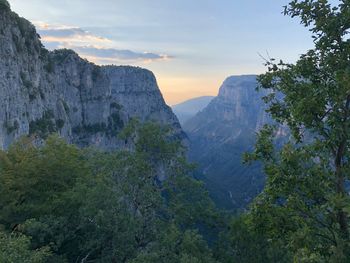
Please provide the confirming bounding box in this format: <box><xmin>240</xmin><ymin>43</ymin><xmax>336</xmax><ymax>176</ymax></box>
<box><xmin>1</xmin><ymin>0</ymin><xmax>349</xmax><ymax>262</ymax></box>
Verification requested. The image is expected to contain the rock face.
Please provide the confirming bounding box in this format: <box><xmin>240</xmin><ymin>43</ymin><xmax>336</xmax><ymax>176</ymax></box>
<box><xmin>172</xmin><ymin>96</ymin><xmax>214</xmax><ymax>125</ymax></box>
<box><xmin>0</xmin><ymin>3</ymin><xmax>183</xmax><ymax>150</ymax></box>
<box><xmin>183</xmin><ymin>75</ymin><xmax>270</xmax><ymax>210</ymax></box>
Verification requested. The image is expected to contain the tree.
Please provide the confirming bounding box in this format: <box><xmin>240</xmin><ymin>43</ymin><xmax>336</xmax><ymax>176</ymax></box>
<box><xmin>0</xmin><ymin>0</ymin><xmax>10</xmax><ymax>11</ymax></box>
<box><xmin>246</xmin><ymin>0</ymin><xmax>350</xmax><ymax>261</ymax></box>
<box><xmin>0</xmin><ymin>122</ymin><xmax>221</xmax><ymax>262</ymax></box>
<box><xmin>129</xmin><ymin>224</ymin><xmax>218</xmax><ymax>263</ymax></box>
<box><xmin>214</xmin><ymin>214</ymin><xmax>291</xmax><ymax>263</ymax></box>
<box><xmin>0</xmin><ymin>231</ymin><xmax>50</xmax><ymax>263</ymax></box>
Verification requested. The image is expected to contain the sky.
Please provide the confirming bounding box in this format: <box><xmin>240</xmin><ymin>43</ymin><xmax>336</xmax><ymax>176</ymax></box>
<box><xmin>8</xmin><ymin>0</ymin><xmax>314</xmax><ymax>105</ymax></box>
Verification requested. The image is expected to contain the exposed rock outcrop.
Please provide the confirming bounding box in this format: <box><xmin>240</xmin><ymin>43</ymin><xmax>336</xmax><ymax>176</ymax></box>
<box><xmin>0</xmin><ymin>2</ymin><xmax>183</xmax><ymax>150</ymax></box>
<box><xmin>183</xmin><ymin>75</ymin><xmax>270</xmax><ymax>210</ymax></box>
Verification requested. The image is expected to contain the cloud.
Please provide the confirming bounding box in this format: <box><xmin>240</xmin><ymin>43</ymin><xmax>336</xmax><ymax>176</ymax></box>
<box><xmin>34</xmin><ymin>21</ymin><xmax>173</xmax><ymax>64</ymax></box>
<box><xmin>34</xmin><ymin>21</ymin><xmax>110</xmax><ymax>44</ymax></box>
<box><xmin>73</xmin><ymin>46</ymin><xmax>172</xmax><ymax>63</ymax></box>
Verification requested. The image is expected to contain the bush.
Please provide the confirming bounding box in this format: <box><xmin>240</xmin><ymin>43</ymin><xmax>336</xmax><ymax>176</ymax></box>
<box><xmin>0</xmin><ymin>0</ymin><xmax>10</xmax><ymax>11</ymax></box>
<box><xmin>0</xmin><ymin>232</ymin><xmax>50</xmax><ymax>263</ymax></box>
<box><xmin>29</xmin><ymin>110</ymin><xmax>57</xmax><ymax>137</ymax></box>
<box><xmin>4</xmin><ymin>120</ymin><xmax>19</xmax><ymax>134</ymax></box>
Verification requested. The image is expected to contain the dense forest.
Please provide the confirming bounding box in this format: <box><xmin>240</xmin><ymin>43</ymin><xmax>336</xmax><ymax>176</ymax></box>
<box><xmin>1</xmin><ymin>0</ymin><xmax>350</xmax><ymax>262</ymax></box>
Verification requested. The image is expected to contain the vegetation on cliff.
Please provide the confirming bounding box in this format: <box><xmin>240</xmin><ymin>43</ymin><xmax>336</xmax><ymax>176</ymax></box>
<box><xmin>1</xmin><ymin>0</ymin><xmax>350</xmax><ymax>262</ymax></box>
<box><xmin>0</xmin><ymin>123</ymin><xmax>222</xmax><ymax>262</ymax></box>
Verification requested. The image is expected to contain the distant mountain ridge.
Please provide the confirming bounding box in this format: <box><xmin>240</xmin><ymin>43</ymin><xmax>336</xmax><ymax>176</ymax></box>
<box><xmin>184</xmin><ymin>75</ymin><xmax>270</xmax><ymax>210</ymax></box>
<box><xmin>172</xmin><ymin>96</ymin><xmax>214</xmax><ymax>125</ymax></box>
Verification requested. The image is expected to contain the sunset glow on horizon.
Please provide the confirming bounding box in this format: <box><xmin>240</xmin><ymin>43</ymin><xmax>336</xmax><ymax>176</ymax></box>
<box><xmin>8</xmin><ymin>0</ymin><xmax>313</xmax><ymax>105</ymax></box>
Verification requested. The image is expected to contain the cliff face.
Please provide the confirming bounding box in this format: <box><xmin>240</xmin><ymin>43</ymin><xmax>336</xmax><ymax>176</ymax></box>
<box><xmin>184</xmin><ymin>75</ymin><xmax>270</xmax><ymax>210</ymax></box>
<box><xmin>184</xmin><ymin>75</ymin><xmax>269</xmax><ymax>142</ymax></box>
<box><xmin>0</xmin><ymin>4</ymin><xmax>182</xmax><ymax>150</ymax></box>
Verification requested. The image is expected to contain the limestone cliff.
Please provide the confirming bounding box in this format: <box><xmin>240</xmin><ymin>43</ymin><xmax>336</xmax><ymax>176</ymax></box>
<box><xmin>184</xmin><ymin>75</ymin><xmax>269</xmax><ymax>141</ymax></box>
<box><xmin>0</xmin><ymin>2</ymin><xmax>183</xmax><ymax>150</ymax></box>
<box><xmin>183</xmin><ymin>75</ymin><xmax>270</xmax><ymax>209</ymax></box>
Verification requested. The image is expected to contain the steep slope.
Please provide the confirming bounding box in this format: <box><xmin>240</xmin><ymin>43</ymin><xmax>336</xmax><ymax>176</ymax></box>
<box><xmin>172</xmin><ymin>96</ymin><xmax>214</xmax><ymax>125</ymax></box>
<box><xmin>184</xmin><ymin>75</ymin><xmax>270</xmax><ymax>210</ymax></box>
<box><xmin>0</xmin><ymin>2</ymin><xmax>183</xmax><ymax>150</ymax></box>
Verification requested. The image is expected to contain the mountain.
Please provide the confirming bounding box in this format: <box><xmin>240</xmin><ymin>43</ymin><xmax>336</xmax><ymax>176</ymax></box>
<box><xmin>172</xmin><ymin>96</ymin><xmax>214</xmax><ymax>125</ymax></box>
<box><xmin>183</xmin><ymin>75</ymin><xmax>270</xmax><ymax>210</ymax></box>
<box><xmin>0</xmin><ymin>2</ymin><xmax>183</xmax><ymax>150</ymax></box>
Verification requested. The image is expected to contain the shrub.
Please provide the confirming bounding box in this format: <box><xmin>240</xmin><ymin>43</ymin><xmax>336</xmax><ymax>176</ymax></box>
<box><xmin>0</xmin><ymin>0</ymin><xmax>10</xmax><ymax>11</ymax></box>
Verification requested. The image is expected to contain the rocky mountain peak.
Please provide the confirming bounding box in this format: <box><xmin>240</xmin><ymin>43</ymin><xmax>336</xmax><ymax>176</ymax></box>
<box><xmin>0</xmin><ymin>5</ymin><xmax>183</xmax><ymax>150</ymax></box>
<box><xmin>183</xmin><ymin>74</ymin><xmax>269</xmax><ymax>209</ymax></box>
<box><xmin>218</xmin><ymin>75</ymin><xmax>258</xmax><ymax>98</ymax></box>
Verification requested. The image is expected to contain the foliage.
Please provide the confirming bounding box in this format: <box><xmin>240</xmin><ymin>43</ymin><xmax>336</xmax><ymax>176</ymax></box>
<box><xmin>130</xmin><ymin>225</ymin><xmax>218</xmax><ymax>263</ymax></box>
<box><xmin>29</xmin><ymin>110</ymin><xmax>57</xmax><ymax>137</ymax></box>
<box><xmin>214</xmin><ymin>214</ymin><xmax>291</xmax><ymax>263</ymax></box>
<box><xmin>0</xmin><ymin>0</ymin><xmax>10</xmax><ymax>11</ymax></box>
<box><xmin>55</xmin><ymin>119</ymin><xmax>65</xmax><ymax>129</ymax></box>
<box><xmin>0</xmin><ymin>231</ymin><xmax>50</xmax><ymax>263</ymax></box>
<box><xmin>245</xmin><ymin>0</ymin><xmax>350</xmax><ymax>261</ymax></box>
<box><xmin>72</xmin><ymin>112</ymin><xmax>123</xmax><ymax>136</ymax></box>
<box><xmin>0</xmin><ymin>122</ymin><xmax>222</xmax><ymax>262</ymax></box>
<box><xmin>4</xmin><ymin>119</ymin><xmax>19</xmax><ymax>134</ymax></box>
<box><xmin>52</xmin><ymin>49</ymin><xmax>77</xmax><ymax>64</ymax></box>
<box><xmin>110</xmin><ymin>102</ymin><xmax>122</xmax><ymax>110</ymax></box>
<box><xmin>91</xmin><ymin>66</ymin><xmax>102</xmax><ymax>82</ymax></box>
<box><xmin>43</xmin><ymin>57</ymin><xmax>54</xmax><ymax>73</ymax></box>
